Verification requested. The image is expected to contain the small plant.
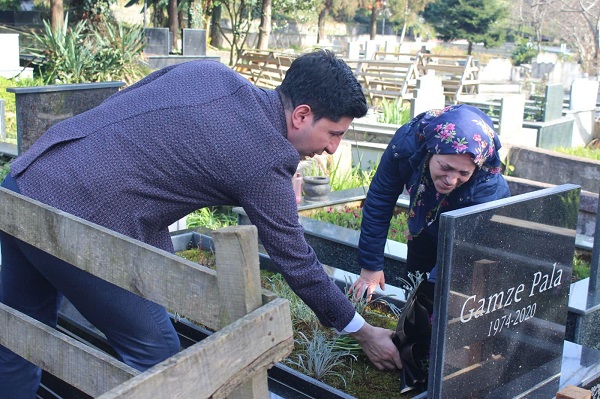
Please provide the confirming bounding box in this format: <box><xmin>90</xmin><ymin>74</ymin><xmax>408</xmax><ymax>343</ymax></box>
<box><xmin>329</xmin><ymin>161</ymin><xmax>376</xmax><ymax>192</ymax></box>
<box><xmin>29</xmin><ymin>15</ymin><xmax>92</xmax><ymax>84</ymax></box>
<box><xmin>186</xmin><ymin>207</ymin><xmax>238</xmax><ymax>230</ymax></box>
<box><xmin>502</xmin><ymin>155</ymin><xmax>515</xmax><ymax>176</ymax></box>
<box><xmin>285</xmin><ymin>329</ymin><xmax>356</xmax><ymax>387</ymax></box>
<box><xmin>511</xmin><ymin>39</ymin><xmax>538</xmax><ymax>67</ymax></box>
<box><xmin>398</xmin><ymin>271</ymin><xmax>426</xmax><ymax>299</ymax></box>
<box><xmin>376</xmin><ymin>98</ymin><xmax>411</xmax><ymax>125</ymax></box>
<box><xmin>572</xmin><ymin>256</ymin><xmax>590</xmax><ymax>282</ymax></box>
<box><xmin>176</xmin><ymin>243</ymin><xmax>216</xmax><ymax>269</ymax></box>
<box><xmin>266</xmin><ymin>273</ymin><xmax>319</xmax><ymax>328</ymax></box>
<box><xmin>0</xmin><ymin>158</ymin><xmax>11</xmax><ymax>181</ymax></box>
<box><xmin>309</xmin><ymin>206</ymin><xmax>409</xmax><ymax>243</ymax></box>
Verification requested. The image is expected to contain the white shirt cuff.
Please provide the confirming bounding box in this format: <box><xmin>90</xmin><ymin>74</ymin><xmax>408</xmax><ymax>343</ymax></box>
<box><xmin>336</xmin><ymin>312</ymin><xmax>365</xmax><ymax>335</ymax></box>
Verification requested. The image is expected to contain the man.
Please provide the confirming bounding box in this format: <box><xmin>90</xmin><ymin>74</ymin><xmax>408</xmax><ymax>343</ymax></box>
<box><xmin>0</xmin><ymin>49</ymin><xmax>401</xmax><ymax>398</ymax></box>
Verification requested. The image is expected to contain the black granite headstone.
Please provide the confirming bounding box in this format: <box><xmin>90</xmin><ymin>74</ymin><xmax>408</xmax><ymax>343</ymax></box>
<box><xmin>182</xmin><ymin>29</ymin><xmax>206</xmax><ymax>56</ymax></box>
<box><xmin>429</xmin><ymin>184</ymin><xmax>580</xmax><ymax>398</ymax></box>
<box><xmin>144</xmin><ymin>28</ymin><xmax>170</xmax><ymax>55</ymax></box>
<box><xmin>7</xmin><ymin>82</ymin><xmax>125</xmax><ymax>154</ymax></box>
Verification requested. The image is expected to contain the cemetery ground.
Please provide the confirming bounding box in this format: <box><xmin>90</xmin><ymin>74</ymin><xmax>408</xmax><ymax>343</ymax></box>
<box><xmin>1</xmin><ymin>37</ymin><xmax>600</xmax><ymax>397</ymax></box>
<box><xmin>172</xmin><ymin>182</ymin><xmax>600</xmax><ymax>399</ymax></box>
<box><xmin>177</xmin><ymin>244</ymin><xmax>415</xmax><ymax>399</ymax></box>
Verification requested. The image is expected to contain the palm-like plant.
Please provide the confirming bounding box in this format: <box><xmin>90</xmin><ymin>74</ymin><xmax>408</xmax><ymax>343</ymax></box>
<box><xmin>91</xmin><ymin>22</ymin><xmax>149</xmax><ymax>85</ymax></box>
<box><xmin>29</xmin><ymin>15</ymin><xmax>92</xmax><ymax>84</ymax></box>
<box><xmin>29</xmin><ymin>14</ymin><xmax>148</xmax><ymax>85</ymax></box>
<box><xmin>286</xmin><ymin>329</ymin><xmax>356</xmax><ymax>387</ymax></box>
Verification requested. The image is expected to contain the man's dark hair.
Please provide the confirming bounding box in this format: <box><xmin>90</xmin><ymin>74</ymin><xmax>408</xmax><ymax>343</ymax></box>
<box><xmin>278</xmin><ymin>49</ymin><xmax>368</xmax><ymax>122</ymax></box>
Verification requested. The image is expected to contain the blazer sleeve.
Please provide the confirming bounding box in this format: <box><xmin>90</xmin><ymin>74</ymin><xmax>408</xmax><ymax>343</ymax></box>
<box><xmin>357</xmin><ymin>123</ymin><xmax>416</xmax><ymax>271</ymax></box>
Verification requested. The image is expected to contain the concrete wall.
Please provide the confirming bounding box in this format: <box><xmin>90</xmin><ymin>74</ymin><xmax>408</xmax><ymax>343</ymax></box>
<box><xmin>505</xmin><ymin>175</ymin><xmax>598</xmax><ymax>238</ymax></box>
<box><xmin>507</xmin><ymin>145</ymin><xmax>600</xmax><ymax>194</ymax></box>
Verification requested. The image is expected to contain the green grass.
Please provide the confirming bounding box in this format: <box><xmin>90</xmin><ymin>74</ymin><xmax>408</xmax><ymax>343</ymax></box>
<box><xmin>309</xmin><ymin>206</ymin><xmax>409</xmax><ymax>243</ymax></box>
<box><xmin>186</xmin><ymin>206</ymin><xmax>238</xmax><ymax>230</ymax></box>
<box><xmin>573</xmin><ymin>255</ymin><xmax>590</xmax><ymax>282</ymax></box>
<box><xmin>0</xmin><ymin>76</ymin><xmax>45</xmax><ymax>144</ymax></box>
<box><xmin>0</xmin><ymin>157</ymin><xmax>11</xmax><ymax>180</ymax></box>
<box><xmin>554</xmin><ymin>146</ymin><xmax>600</xmax><ymax>161</ymax></box>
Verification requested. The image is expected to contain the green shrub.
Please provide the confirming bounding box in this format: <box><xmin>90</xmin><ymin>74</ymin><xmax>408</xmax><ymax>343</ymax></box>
<box><xmin>0</xmin><ymin>0</ymin><xmax>21</xmax><ymax>10</ymax></box>
<box><xmin>186</xmin><ymin>206</ymin><xmax>238</xmax><ymax>230</ymax></box>
<box><xmin>330</xmin><ymin>162</ymin><xmax>376</xmax><ymax>192</ymax></box>
<box><xmin>376</xmin><ymin>98</ymin><xmax>411</xmax><ymax>125</ymax></box>
<box><xmin>29</xmin><ymin>14</ymin><xmax>149</xmax><ymax>85</ymax></box>
<box><xmin>573</xmin><ymin>256</ymin><xmax>590</xmax><ymax>281</ymax></box>
<box><xmin>0</xmin><ymin>158</ymin><xmax>11</xmax><ymax>181</ymax></box>
<box><xmin>511</xmin><ymin>40</ymin><xmax>538</xmax><ymax>66</ymax></box>
<box><xmin>309</xmin><ymin>206</ymin><xmax>409</xmax><ymax>243</ymax></box>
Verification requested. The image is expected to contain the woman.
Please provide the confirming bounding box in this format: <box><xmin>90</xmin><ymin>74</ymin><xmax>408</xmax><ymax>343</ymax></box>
<box><xmin>352</xmin><ymin>104</ymin><xmax>511</xmax><ymax>298</ymax></box>
<box><xmin>351</xmin><ymin>104</ymin><xmax>511</xmax><ymax>391</ymax></box>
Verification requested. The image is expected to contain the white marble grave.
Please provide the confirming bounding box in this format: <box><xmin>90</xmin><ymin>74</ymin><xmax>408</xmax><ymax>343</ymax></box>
<box><xmin>0</xmin><ymin>34</ymin><xmax>33</xmax><ymax>79</ymax></box>
<box><xmin>410</xmin><ymin>73</ymin><xmax>445</xmax><ymax>118</ymax></box>
<box><xmin>570</xmin><ymin>78</ymin><xmax>599</xmax><ymax>111</ymax></box>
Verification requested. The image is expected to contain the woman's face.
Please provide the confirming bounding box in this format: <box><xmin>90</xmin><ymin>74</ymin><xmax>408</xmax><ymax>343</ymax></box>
<box><xmin>429</xmin><ymin>153</ymin><xmax>477</xmax><ymax>194</ymax></box>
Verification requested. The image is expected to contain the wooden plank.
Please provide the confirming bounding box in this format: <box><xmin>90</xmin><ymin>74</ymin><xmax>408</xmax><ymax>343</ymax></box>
<box><xmin>0</xmin><ymin>302</ymin><xmax>139</xmax><ymax>396</ymax></box>
<box><xmin>98</xmin><ymin>298</ymin><xmax>294</xmax><ymax>399</ymax></box>
<box><xmin>213</xmin><ymin>225</ymin><xmax>263</xmax><ymax>324</ymax></box>
<box><xmin>0</xmin><ymin>187</ymin><xmax>222</xmax><ymax>330</ymax></box>
<box><xmin>213</xmin><ymin>225</ymin><xmax>267</xmax><ymax>399</ymax></box>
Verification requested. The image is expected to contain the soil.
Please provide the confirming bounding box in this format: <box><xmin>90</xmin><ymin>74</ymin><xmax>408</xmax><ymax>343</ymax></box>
<box><xmin>175</xmin><ymin>247</ymin><xmax>420</xmax><ymax>399</ymax></box>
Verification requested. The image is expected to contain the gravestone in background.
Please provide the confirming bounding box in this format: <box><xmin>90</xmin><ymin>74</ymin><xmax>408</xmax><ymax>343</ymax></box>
<box><xmin>410</xmin><ymin>74</ymin><xmax>445</xmax><ymax>118</ymax></box>
<box><xmin>0</xmin><ymin>33</ymin><xmax>34</xmax><ymax>79</ymax></box>
<box><xmin>7</xmin><ymin>82</ymin><xmax>125</xmax><ymax>154</ymax></box>
<box><xmin>143</xmin><ymin>28</ymin><xmax>170</xmax><ymax>55</ymax></box>
<box><xmin>570</xmin><ymin>78</ymin><xmax>600</xmax><ymax>111</ymax></box>
<box><xmin>182</xmin><ymin>29</ymin><xmax>206</xmax><ymax>56</ymax></box>
<box><xmin>542</xmin><ymin>84</ymin><xmax>564</xmax><ymax>122</ymax></box>
<box><xmin>429</xmin><ymin>184</ymin><xmax>580</xmax><ymax>399</ymax></box>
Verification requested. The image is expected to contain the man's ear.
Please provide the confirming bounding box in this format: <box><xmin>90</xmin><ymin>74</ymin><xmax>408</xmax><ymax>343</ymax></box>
<box><xmin>291</xmin><ymin>104</ymin><xmax>312</xmax><ymax>128</ymax></box>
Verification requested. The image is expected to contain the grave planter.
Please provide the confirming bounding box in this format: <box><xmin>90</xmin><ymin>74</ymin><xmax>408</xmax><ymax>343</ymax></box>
<box><xmin>303</xmin><ymin>175</ymin><xmax>331</xmax><ymax>202</ymax></box>
<box><xmin>170</xmin><ymin>230</ymin><xmax>410</xmax><ymax>399</ymax></box>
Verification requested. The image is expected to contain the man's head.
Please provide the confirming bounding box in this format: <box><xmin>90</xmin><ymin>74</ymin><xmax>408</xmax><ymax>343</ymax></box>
<box><xmin>279</xmin><ymin>50</ymin><xmax>367</xmax><ymax>158</ymax></box>
<box><xmin>278</xmin><ymin>49</ymin><xmax>368</xmax><ymax>123</ymax></box>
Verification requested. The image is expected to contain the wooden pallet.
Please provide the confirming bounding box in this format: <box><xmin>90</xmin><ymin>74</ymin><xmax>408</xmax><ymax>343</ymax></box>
<box><xmin>0</xmin><ymin>187</ymin><xmax>293</xmax><ymax>398</ymax></box>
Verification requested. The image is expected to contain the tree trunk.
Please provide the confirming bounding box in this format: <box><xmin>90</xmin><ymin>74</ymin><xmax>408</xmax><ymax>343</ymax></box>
<box><xmin>317</xmin><ymin>8</ymin><xmax>327</xmax><ymax>44</ymax></box>
<box><xmin>467</xmin><ymin>41</ymin><xmax>473</xmax><ymax>55</ymax></box>
<box><xmin>168</xmin><ymin>0</ymin><xmax>179</xmax><ymax>53</ymax></box>
<box><xmin>370</xmin><ymin>6</ymin><xmax>377</xmax><ymax>40</ymax></box>
<box><xmin>50</xmin><ymin>0</ymin><xmax>63</xmax><ymax>32</ymax></box>
<box><xmin>257</xmin><ymin>0</ymin><xmax>272</xmax><ymax>50</ymax></box>
<box><xmin>210</xmin><ymin>4</ymin><xmax>223</xmax><ymax>48</ymax></box>
<box><xmin>399</xmin><ymin>21</ymin><xmax>407</xmax><ymax>44</ymax></box>
<box><xmin>178</xmin><ymin>8</ymin><xmax>184</xmax><ymax>29</ymax></box>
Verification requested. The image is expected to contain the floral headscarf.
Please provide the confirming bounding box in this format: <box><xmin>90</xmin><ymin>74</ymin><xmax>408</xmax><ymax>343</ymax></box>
<box><xmin>405</xmin><ymin>104</ymin><xmax>503</xmax><ymax>239</ymax></box>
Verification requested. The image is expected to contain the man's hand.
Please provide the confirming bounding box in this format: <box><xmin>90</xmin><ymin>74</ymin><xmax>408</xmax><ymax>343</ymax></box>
<box><xmin>350</xmin><ymin>322</ymin><xmax>402</xmax><ymax>370</ymax></box>
<box><xmin>349</xmin><ymin>269</ymin><xmax>385</xmax><ymax>302</ymax></box>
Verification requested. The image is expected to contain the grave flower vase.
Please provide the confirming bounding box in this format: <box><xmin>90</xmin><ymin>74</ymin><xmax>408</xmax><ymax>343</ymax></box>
<box><xmin>302</xmin><ymin>175</ymin><xmax>331</xmax><ymax>202</ymax></box>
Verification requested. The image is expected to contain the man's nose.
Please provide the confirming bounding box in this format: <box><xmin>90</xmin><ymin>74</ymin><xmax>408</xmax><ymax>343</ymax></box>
<box><xmin>325</xmin><ymin>136</ymin><xmax>342</xmax><ymax>154</ymax></box>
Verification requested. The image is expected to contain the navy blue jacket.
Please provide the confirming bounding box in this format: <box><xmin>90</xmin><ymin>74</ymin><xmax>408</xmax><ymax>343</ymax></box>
<box><xmin>358</xmin><ymin>115</ymin><xmax>511</xmax><ymax>274</ymax></box>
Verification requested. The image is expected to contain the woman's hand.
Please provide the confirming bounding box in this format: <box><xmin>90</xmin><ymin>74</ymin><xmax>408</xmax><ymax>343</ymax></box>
<box><xmin>349</xmin><ymin>269</ymin><xmax>385</xmax><ymax>302</ymax></box>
